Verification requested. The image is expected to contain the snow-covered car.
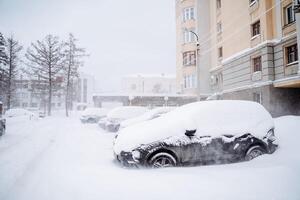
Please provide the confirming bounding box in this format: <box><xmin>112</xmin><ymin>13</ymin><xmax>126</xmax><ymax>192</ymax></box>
<box><xmin>80</xmin><ymin>107</ymin><xmax>108</xmax><ymax>123</ymax></box>
<box><xmin>98</xmin><ymin>117</ymin><xmax>108</xmax><ymax>130</ymax></box>
<box><xmin>39</xmin><ymin>111</ymin><xmax>46</xmax><ymax>118</ymax></box>
<box><xmin>120</xmin><ymin>107</ymin><xmax>175</xmax><ymax>129</ymax></box>
<box><xmin>104</xmin><ymin>106</ymin><xmax>149</xmax><ymax>132</ymax></box>
<box><xmin>113</xmin><ymin>100</ymin><xmax>278</xmax><ymax>168</ymax></box>
<box><xmin>5</xmin><ymin>108</ymin><xmax>36</xmax><ymax>119</ymax></box>
<box><xmin>0</xmin><ymin>102</ymin><xmax>5</xmax><ymax>137</ymax></box>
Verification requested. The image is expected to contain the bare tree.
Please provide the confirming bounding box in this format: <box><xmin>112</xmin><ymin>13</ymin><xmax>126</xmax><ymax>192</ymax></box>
<box><xmin>5</xmin><ymin>35</ymin><xmax>23</xmax><ymax>109</ymax></box>
<box><xmin>0</xmin><ymin>32</ymin><xmax>8</xmax><ymax>102</ymax></box>
<box><xmin>25</xmin><ymin>35</ymin><xmax>65</xmax><ymax>116</ymax></box>
<box><xmin>63</xmin><ymin>33</ymin><xmax>86</xmax><ymax>117</ymax></box>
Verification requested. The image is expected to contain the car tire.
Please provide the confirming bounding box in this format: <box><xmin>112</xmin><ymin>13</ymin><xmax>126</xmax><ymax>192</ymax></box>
<box><xmin>245</xmin><ymin>145</ymin><xmax>265</xmax><ymax>161</ymax></box>
<box><xmin>149</xmin><ymin>152</ymin><xmax>176</xmax><ymax>168</ymax></box>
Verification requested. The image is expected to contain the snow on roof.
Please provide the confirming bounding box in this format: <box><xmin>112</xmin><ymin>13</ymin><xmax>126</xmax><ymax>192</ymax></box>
<box><xmin>120</xmin><ymin>106</ymin><xmax>175</xmax><ymax>128</ymax></box>
<box><xmin>113</xmin><ymin>100</ymin><xmax>274</xmax><ymax>154</ymax></box>
<box><xmin>107</xmin><ymin>106</ymin><xmax>149</xmax><ymax>120</ymax></box>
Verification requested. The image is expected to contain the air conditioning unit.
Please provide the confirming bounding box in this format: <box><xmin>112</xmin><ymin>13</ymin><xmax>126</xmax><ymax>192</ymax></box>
<box><xmin>210</xmin><ymin>75</ymin><xmax>217</xmax><ymax>85</ymax></box>
<box><xmin>294</xmin><ymin>0</ymin><xmax>300</xmax><ymax>12</ymax></box>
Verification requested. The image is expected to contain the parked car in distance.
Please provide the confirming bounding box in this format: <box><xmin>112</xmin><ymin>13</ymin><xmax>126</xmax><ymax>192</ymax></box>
<box><xmin>103</xmin><ymin>106</ymin><xmax>149</xmax><ymax>132</ymax></box>
<box><xmin>120</xmin><ymin>106</ymin><xmax>175</xmax><ymax>129</ymax></box>
<box><xmin>5</xmin><ymin>108</ymin><xmax>36</xmax><ymax>119</ymax></box>
<box><xmin>0</xmin><ymin>102</ymin><xmax>5</xmax><ymax>137</ymax></box>
<box><xmin>39</xmin><ymin>111</ymin><xmax>46</xmax><ymax>118</ymax></box>
<box><xmin>113</xmin><ymin>100</ymin><xmax>278</xmax><ymax>168</ymax></box>
<box><xmin>80</xmin><ymin>107</ymin><xmax>108</xmax><ymax>123</ymax></box>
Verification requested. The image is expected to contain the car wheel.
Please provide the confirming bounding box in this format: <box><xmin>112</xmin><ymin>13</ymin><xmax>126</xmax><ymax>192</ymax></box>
<box><xmin>245</xmin><ymin>145</ymin><xmax>265</xmax><ymax>161</ymax></box>
<box><xmin>149</xmin><ymin>152</ymin><xmax>176</xmax><ymax>168</ymax></box>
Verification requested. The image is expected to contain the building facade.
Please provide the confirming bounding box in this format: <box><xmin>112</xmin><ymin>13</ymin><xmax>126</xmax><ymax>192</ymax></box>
<box><xmin>175</xmin><ymin>0</ymin><xmax>212</xmax><ymax>97</ymax></box>
<box><xmin>176</xmin><ymin>0</ymin><xmax>300</xmax><ymax>117</ymax></box>
<box><xmin>73</xmin><ymin>72</ymin><xmax>95</xmax><ymax>109</ymax></box>
<box><xmin>121</xmin><ymin>74</ymin><xmax>176</xmax><ymax>95</ymax></box>
<box><xmin>13</xmin><ymin>74</ymin><xmax>64</xmax><ymax>111</ymax></box>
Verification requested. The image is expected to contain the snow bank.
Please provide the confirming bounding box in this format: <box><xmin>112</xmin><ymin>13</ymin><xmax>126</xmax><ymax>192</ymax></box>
<box><xmin>120</xmin><ymin>107</ymin><xmax>175</xmax><ymax>128</ymax></box>
<box><xmin>107</xmin><ymin>106</ymin><xmax>149</xmax><ymax>120</ymax></box>
<box><xmin>114</xmin><ymin>100</ymin><xmax>274</xmax><ymax>154</ymax></box>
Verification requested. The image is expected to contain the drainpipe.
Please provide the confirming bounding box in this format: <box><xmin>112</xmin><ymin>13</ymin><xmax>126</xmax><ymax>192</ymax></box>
<box><xmin>294</xmin><ymin>0</ymin><xmax>300</xmax><ymax>74</ymax></box>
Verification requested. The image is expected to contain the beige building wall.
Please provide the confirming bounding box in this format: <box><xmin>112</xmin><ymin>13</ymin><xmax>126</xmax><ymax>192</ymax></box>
<box><xmin>175</xmin><ymin>0</ymin><xmax>198</xmax><ymax>94</ymax></box>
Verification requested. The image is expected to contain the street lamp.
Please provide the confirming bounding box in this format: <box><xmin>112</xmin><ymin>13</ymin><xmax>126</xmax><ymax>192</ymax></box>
<box><xmin>186</xmin><ymin>29</ymin><xmax>201</xmax><ymax>101</ymax></box>
<box><xmin>128</xmin><ymin>95</ymin><xmax>134</xmax><ymax>106</ymax></box>
<box><xmin>164</xmin><ymin>96</ymin><xmax>169</xmax><ymax>106</ymax></box>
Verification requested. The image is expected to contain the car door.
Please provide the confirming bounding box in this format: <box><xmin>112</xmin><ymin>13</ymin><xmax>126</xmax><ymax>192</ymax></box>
<box><xmin>178</xmin><ymin>135</ymin><xmax>213</xmax><ymax>165</ymax></box>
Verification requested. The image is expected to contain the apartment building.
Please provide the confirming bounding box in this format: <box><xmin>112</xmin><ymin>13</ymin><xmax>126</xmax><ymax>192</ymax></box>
<box><xmin>73</xmin><ymin>72</ymin><xmax>95</xmax><ymax>109</ymax></box>
<box><xmin>13</xmin><ymin>74</ymin><xmax>64</xmax><ymax>110</ymax></box>
<box><xmin>176</xmin><ymin>0</ymin><xmax>300</xmax><ymax>116</ymax></box>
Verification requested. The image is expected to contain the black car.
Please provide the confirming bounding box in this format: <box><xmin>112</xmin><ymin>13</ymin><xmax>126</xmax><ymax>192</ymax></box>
<box><xmin>115</xmin><ymin>130</ymin><xmax>277</xmax><ymax>168</ymax></box>
<box><xmin>113</xmin><ymin>101</ymin><xmax>278</xmax><ymax>168</ymax></box>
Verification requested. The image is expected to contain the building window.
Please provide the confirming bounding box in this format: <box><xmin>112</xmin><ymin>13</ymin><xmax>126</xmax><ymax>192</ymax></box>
<box><xmin>217</xmin><ymin>22</ymin><xmax>222</xmax><ymax>34</ymax></box>
<box><xmin>285</xmin><ymin>4</ymin><xmax>295</xmax><ymax>25</ymax></box>
<box><xmin>183</xmin><ymin>29</ymin><xmax>195</xmax><ymax>43</ymax></box>
<box><xmin>253</xmin><ymin>56</ymin><xmax>262</xmax><ymax>72</ymax></box>
<box><xmin>184</xmin><ymin>74</ymin><xmax>197</xmax><ymax>89</ymax></box>
<box><xmin>218</xmin><ymin>47</ymin><xmax>223</xmax><ymax>59</ymax></box>
<box><xmin>183</xmin><ymin>51</ymin><xmax>196</xmax><ymax>66</ymax></box>
<box><xmin>253</xmin><ymin>92</ymin><xmax>262</xmax><ymax>104</ymax></box>
<box><xmin>251</xmin><ymin>21</ymin><xmax>260</xmax><ymax>37</ymax></box>
<box><xmin>286</xmin><ymin>44</ymin><xmax>298</xmax><ymax>64</ymax></box>
<box><xmin>216</xmin><ymin>0</ymin><xmax>221</xmax><ymax>9</ymax></box>
<box><xmin>183</xmin><ymin>7</ymin><xmax>195</xmax><ymax>22</ymax></box>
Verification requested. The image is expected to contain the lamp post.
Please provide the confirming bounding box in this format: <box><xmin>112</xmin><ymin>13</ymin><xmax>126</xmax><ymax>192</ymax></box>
<box><xmin>164</xmin><ymin>96</ymin><xmax>169</xmax><ymax>106</ymax></box>
<box><xmin>128</xmin><ymin>95</ymin><xmax>134</xmax><ymax>106</ymax></box>
<box><xmin>187</xmin><ymin>30</ymin><xmax>201</xmax><ymax>101</ymax></box>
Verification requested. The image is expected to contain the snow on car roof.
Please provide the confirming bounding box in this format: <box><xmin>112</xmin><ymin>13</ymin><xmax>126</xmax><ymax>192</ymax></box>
<box><xmin>113</xmin><ymin>100</ymin><xmax>274</xmax><ymax>154</ymax></box>
<box><xmin>107</xmin><ymin>106</ymin><xmax>149</xmax><ymax>120</ymax></box>
<box><xmin>120</xmin><ymin>106</ymin><xmax>175</xmax><ymax>128</ymax></box>
<box><xmin>81</xmin><ymin>107</ymin><xmax>108</xmax><ymax>117</ymax></box>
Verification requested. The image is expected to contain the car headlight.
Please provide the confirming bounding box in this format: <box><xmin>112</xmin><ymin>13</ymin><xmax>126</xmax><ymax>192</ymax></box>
<box><xmin>132</xmin><ymin>150</ymin><xmax>141</xmax><ymax>160</ymax></box>
<box><xmin>265</xmin><ymin>128</ymin><xmax>276</xmax><ymax>142</ymax></box>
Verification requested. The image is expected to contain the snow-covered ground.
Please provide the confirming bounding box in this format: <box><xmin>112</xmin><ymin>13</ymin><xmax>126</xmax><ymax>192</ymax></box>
<box><xmin>0</xmin><ymin>113</ymin><xmax>299</xmax><ymax>200</ymax></box>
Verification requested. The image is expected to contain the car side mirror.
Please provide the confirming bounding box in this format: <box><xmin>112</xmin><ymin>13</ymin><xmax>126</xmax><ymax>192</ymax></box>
<box><xmin>185</xmin><ymin>129</ymin><xmax>196</xmax><ymax>137</ymax></box>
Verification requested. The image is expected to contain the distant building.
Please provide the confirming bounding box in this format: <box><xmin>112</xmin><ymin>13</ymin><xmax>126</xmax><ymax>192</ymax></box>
<box><xmin>73</xmin><ymin>72</ymin><xmax>95</xmax><ymax>109</ymax></box>
<box><xmin>121</xmin><ymin>74</ymin><xmax>176</xmax><ymax>95</ymax></box>
<box><xmin>13</xmin><ymin>74</ymin><xmax>64</xmax><ymax>111</ymax></box>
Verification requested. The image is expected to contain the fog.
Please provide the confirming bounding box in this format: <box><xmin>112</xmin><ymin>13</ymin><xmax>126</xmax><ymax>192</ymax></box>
<box><xmin>0</xmin><ymin>0</ymin><xmax>176</xmax><ymax>92</ymax></box>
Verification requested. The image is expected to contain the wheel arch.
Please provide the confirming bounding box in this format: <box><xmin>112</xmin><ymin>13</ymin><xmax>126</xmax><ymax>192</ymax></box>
<box><xmin>244</xmin><ymin>141</ymin><xmax>267</xmax><ymax>157</ymax></box>
<box><xmin>146</xmin><ymin>148</ymin><xmax>178</xmax><ymax>165</ymax></box>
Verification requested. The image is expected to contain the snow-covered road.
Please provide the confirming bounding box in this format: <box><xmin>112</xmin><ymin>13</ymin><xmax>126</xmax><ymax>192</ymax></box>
<box><xmin>0</xmin><ymin>114</ymin><xmax>300</xmax><ymax>200</ymax></box>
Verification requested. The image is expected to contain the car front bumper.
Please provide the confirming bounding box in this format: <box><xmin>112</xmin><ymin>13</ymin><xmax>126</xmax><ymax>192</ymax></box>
<box><xmin>114</xmin><ymin>151</ymin><xmax>140</xmax><ymax>168</ymax></box>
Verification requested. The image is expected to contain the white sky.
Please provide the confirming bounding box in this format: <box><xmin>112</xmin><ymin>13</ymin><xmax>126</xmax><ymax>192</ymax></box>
<box><xmin>0</xmin><ymin>0</ymin><xmax>176</xmax><ymax>92</ymax></box>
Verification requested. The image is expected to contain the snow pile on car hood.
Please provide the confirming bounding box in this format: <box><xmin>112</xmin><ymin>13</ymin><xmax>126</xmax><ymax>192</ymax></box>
<box><xmin>107</xmin><ymin>106</ymin><xmax>149</xmax><ymax>120</ymax></box>
<box><xmin>120</xmin><ymin>106</ymin><xmax>175</xmax><ymax>128</ymax></box>
<box><xmin>81</xmin><ymin>107</ymin><xmax>108</xmax><ymax>117</ymax></box>
<box><xmin>113</xmin><ymin>100</ymin><xmax>274</xmax><ymax>154</ymax></box>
